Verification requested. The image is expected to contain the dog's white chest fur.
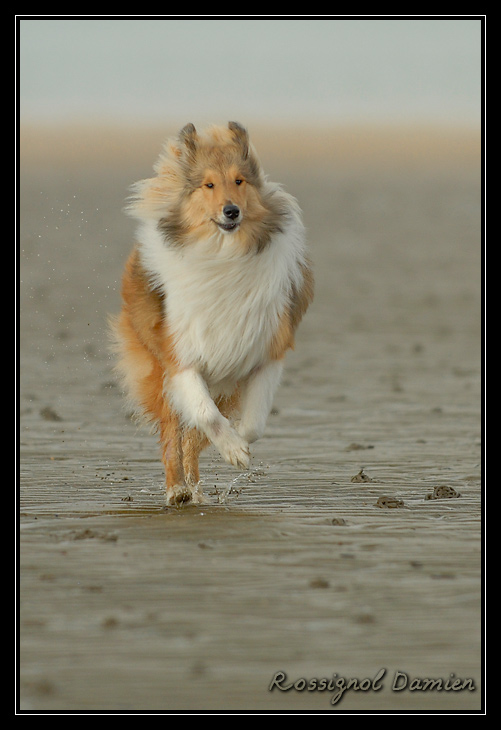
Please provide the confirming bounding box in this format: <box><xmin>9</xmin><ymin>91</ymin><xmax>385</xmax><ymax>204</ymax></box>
<box><xmin>138</xmin><ymin>220</ymin><xmax>305</xmax><ymax>386</ymax></box>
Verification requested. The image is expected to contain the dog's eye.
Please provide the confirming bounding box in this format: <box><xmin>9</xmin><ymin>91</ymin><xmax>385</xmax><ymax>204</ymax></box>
<box><xmin>235</xmin><ymin>179</ymin><xmax>243</xmax><ymax>185</ymax></box>
<box><xmin>205</xmin><ymin>182</ymin><xmax>214</xmax><ymax>189</ymax></box>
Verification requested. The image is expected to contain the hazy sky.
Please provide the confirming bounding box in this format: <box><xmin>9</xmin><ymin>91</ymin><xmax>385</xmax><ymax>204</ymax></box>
<box><xmin>18</xmin><ymin>17</ymin><xmax>483</xmax><ymax>127</ymax></box>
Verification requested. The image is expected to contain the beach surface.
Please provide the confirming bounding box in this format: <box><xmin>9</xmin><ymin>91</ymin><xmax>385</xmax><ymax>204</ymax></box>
<box><xmin>18</xmin><ymin>123</ymin><xmax>482</xmax><ymax>712</ymax></box>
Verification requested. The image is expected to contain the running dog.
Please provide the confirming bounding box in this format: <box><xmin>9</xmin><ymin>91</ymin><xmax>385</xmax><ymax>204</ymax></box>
<box><xmin>111</xmin><ymin>121</ymin><xmax>313</xmax><ymax>505</ymax></box>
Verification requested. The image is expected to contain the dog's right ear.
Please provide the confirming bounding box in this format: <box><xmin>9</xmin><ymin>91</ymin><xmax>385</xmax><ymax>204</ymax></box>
<box><xmin>228</xmin><ymin>121</ymin><xmax>249</xmax><ymax>159</ymax></box>
<box><xmin>179</xmin><ymin>123</ymin><xmax>198</xmax><ymax>157</ymax></box>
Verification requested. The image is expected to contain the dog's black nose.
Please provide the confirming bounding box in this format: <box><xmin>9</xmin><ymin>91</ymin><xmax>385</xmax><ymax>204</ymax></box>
<box><xmin>223</xmin><ymin>204</ymin><xmax>240</xmax><ymax>220</ymax></box>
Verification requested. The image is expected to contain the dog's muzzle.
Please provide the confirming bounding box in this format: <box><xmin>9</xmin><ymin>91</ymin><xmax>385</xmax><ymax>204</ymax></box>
<box><xmin>215</xmin><ymin>204</ymin><xmax>241</xmax><ymax>231</ymax></box>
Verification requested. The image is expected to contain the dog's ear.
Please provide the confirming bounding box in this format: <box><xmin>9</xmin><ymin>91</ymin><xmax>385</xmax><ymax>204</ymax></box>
<box><xmin>179</xmin><ymin>123</ymin><xmax>198</xmax><ymax>158</ymax></box>
<box><xmin>228</xmin><ymin>121</ymin><xmax>249</xmax><ymax>159</ymax></box>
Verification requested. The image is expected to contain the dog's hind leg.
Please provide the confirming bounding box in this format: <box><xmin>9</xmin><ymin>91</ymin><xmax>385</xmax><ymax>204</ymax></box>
<box><xmin>159</xmin><ymin>406</ymin><xmax>192</xmax><ymax>506</ymax></box>
<box><xmin>182</xmin><ymin>427</ymin><xmax>209</xmax><ymax>503</ymax></box>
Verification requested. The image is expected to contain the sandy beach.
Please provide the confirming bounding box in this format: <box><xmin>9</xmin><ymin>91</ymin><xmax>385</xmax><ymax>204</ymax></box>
<box><xmin>18</xmin><ymin>123</ymin><xmax>483</xmax><ymax>712</ymax></box>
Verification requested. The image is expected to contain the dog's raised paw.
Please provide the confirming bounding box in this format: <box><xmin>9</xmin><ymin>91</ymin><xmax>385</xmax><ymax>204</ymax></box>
<box><xmin>218</xmin><ymin>430</ymin><xmax>250</xmax><ymax>470</ymax></box>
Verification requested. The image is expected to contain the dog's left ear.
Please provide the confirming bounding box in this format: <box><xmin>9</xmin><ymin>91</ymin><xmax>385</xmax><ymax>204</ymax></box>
<box><xmin>228</xmin><ymin>121</ymin><xmax>249</xmax><ymax>159</ymax></box>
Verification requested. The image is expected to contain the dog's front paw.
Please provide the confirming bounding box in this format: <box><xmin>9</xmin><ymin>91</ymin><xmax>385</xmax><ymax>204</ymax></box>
<box><xmin>218</xmin><ymin>428</ymin><xmax>250</xmax><ymax>470</ymax></box>
<box><xmin>166</xmin><ymin>483</ymin><xmax>207</xmax><ymax>507</ymax></box>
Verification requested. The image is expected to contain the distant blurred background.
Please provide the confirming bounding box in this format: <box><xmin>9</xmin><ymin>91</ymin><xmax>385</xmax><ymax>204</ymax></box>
<box><xmin>19</xmin><ymin>17</ymin><xmax>482</xmax><ymax>130</ymax></box>
<box><xmin>18</xmin><ymin>17</ymin><xmax>483</xmax><ymax>349</ymax></box>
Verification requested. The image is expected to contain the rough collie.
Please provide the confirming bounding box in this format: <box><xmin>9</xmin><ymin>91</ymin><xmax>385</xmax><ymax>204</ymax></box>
<box><xmin>111</xmin><ymin>121</ymin><xmax>313</xmax><ymax>505</ymax></box>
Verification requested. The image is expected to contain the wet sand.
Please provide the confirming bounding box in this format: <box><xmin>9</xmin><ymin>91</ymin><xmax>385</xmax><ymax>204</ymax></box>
<box><xmin>18</xmin><ymin>123</ymin><xmax>483</xmax><ymax>712</ymax></box>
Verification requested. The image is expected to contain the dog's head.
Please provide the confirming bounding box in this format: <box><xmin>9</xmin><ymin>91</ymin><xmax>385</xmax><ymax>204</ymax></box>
<box><xmin>175</xmin><ymin>121</ymin><xmax>266</xmax><ymax>238</ymax></box>
<box><xmin>129</xmin><ymin>121</ymin><xmax>288</xmax><ymax>252</ymax></box>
